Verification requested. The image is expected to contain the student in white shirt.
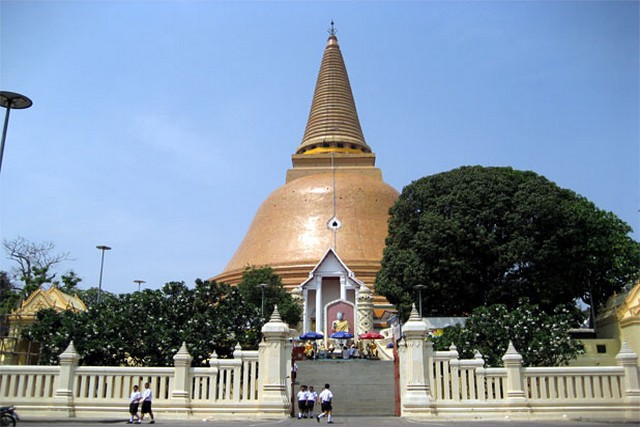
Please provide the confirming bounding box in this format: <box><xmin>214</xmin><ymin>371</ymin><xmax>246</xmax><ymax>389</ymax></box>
<box><xmin>140</xmin><ymin>382</ymin><xmax>155</xmax><ymax>424</ymax></box>
<box><xmin>296</xmin><ymin>384</ymin><xmax>309</xmax><ymax>419</ymax></box>
<box><xmin>316</xmin><ymin>383</ymin><xmax>334</xmax><ymax>424</ymax></box>
<box><xmin>307</xmin><ymin>385</ymin><xmax>318</xmax><ymax>418</ymax></box>
<box><xmin>128</xmin><ymin>385</ymin><xmax>141</xmax><ymax>424</ymax></box>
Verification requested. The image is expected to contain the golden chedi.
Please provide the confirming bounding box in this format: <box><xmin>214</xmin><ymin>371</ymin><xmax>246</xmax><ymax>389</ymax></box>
<box><xmin>213</xmin><ymin>26</ymin><xmax>398</xmax><ymax>312</ymax></box>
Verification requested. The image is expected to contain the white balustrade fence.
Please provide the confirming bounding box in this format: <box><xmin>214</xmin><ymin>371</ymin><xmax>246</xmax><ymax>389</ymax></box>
<box><xmin>2</xmin><ymin>307</ymin><xmax>639</xmax><ymax>421</ymax></box>
<box><xmin>0</xmin><ymin>309</ymin><xmax>292</xmax><ymax>420</ymax></box>
<box><xmin>399</xmin><ymin>307</ymin><xmax>640</xmax><ymax>421</ymax></box>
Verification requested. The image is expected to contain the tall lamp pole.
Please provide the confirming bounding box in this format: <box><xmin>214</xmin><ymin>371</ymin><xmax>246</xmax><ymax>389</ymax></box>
<box><xmin>96</xmin><ymin>245</ymin><xmax>112</xmax><ymax>304</ymax></box>
<box><xmin>258</xmin><ymin>283</ymin><xmax>268</xmax><ymax>318</ymax></box>
<box><xmin>134</xmin><ymin>279</ymin><xmax>146</xmax><ymax>292</ymax></box>
<box><xmin>413</xmin><ymin>284</ymin><xmax>427</xmax><ymax>318</ymax></box>
<box><xmin>0</xmin><ymin>91</ymin><xmax>33</xmax><ymax>176</ymax></box>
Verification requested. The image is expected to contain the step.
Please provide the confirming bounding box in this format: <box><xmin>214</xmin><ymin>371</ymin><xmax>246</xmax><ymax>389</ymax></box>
<box><xmin>295</xmin><ymin>359</ymin><xmax>396</xmax><ymax>416</ymax></box>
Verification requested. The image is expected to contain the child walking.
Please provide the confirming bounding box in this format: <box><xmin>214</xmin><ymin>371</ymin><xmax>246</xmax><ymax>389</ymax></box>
<box><xmin>140</xmin><ymin>382</ymin><xmax>155</xmax><ymax>424</ymax></box>
<box><xmin>296</xmin><ymin>384</ymin><xmax>309</xmax><ymax>419</ymax></box>
<box><xmin>128</xmin><ymin>385</ymin><xmax>141</xmax><ymax>424</ymax></box>
<box><xmin>316</xmin><ymin>383</ymin><xmax>333</xmax><ymax>424</ymax></box>
<box><xmin>307</xmin><ymin>385</ymin><xmax>318</xmax><ymax>418</ymax></box>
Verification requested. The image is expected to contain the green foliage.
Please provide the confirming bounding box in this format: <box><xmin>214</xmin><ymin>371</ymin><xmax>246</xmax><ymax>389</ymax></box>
<box><xmin>57</xmin><ymin>271</ymin><xmax>82</xmax><ymax>295</ymax></box>
<box><xmin>20</xmin><ymin>266</ymin><xmax>55</xmax><ymax>297</ymax></box>
<box><xmin>431</xmin><ymin>300</ymin><xmax>584</xmax><ymax>367</ymax></box>
<box><xmin>22</xmin><ymin>308</ymin><xmax>76</xmax><ymax>362</ymax></box>
<box><xmin>22</xmin><ymin>277</ymin><xmax>280</xmax><ymax>366</ymax></box>
<box><xmin>0</xmin><ymin>271</ymin><xmax>20</xmax><ymax>317</ymax></box>
<box><xmin>237</xmin><ymin>266</ymin><xmax>302</xmax><ymax>326</ymax></box>
<box><xmin>376</xmin><ymin>166</ymin><xmax>640</xmax><ymax>319</ymax></box>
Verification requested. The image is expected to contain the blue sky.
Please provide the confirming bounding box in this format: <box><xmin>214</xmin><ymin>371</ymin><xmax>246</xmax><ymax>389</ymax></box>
<box><xmin>0</xmin><ymin>1</ymin><xmax>638</xmax><ymax>295</ymax></box>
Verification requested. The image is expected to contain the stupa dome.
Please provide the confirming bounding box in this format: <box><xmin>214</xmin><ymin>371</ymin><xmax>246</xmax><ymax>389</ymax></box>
<box><xmin>214</xmin><ymin>172</ymin><xmax>399</xmax><ymax>288</ymax></box>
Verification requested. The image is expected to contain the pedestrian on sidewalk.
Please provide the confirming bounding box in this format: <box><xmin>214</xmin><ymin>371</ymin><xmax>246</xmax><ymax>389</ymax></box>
<box><xmin>140</xmin><ymin>382</ymin><xmax>155</xmax><ymax>424</ymax></box>
<box><xmin>297</xmin><ymin>384</ymin><xmax>309</xmax><ymax>419</ymax></box>
<box><xmin>307</xmin><ymin>385</ymin><xmax>318</xmax><ymax>418</ymax></box>
<box><xmin>128</xmin><ymin>385</ymin><xmax>141</xmax><ymax>424</ymax></box>
<box><xmin>316</xmin><ymin>383</ymin><xmax>333</xmax><ymax>424</ymax></box>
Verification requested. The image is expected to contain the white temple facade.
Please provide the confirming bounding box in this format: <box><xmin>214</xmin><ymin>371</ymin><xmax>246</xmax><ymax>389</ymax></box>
<box><xmin>295</xmin><ymin>248</ymin><xmax>374</xmax><ymax>338</ymax></box>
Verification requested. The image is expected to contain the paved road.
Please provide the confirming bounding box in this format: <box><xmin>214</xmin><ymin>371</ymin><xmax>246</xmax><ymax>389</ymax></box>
<box><xmin>17</xmin><ymin>417</ymin><xmax>639</xmax><ymax>427</ymax></box>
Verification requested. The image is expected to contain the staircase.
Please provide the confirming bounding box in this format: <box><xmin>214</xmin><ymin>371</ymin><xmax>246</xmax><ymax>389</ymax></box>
<box><xmin>295</xmin><ymin>359</ymin><xmax>396</xmax><ymax>416</ymax></box>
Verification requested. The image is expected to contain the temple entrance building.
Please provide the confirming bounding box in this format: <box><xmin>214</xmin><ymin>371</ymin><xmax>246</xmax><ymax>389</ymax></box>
<box><xmin>212</xmin><ymin>24</ymin><xmax>399</xmax><ymax>329</ymax></box>
<box><xmin>294</xmin><ymin>248</ymin><xmax>374</xmax><ymax>338</ymax></box>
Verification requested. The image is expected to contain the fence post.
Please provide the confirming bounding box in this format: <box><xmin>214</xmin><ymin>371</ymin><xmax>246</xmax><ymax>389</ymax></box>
<box><xmin>171</xmin><ymin>341</ymin><xmax>193</xmax><ymax>414</ymax></box>
<box><xmin>400</xmin><ymin>304</ymin><xmax>433</xmax><ymax>415</ymax></box>
<box><xmin>468</xmin><ymin>350</ymin><xmax>485</xmax><ymax>400</ymax></box>
<box><xmin>615</xmin><ymin>341</ymin><xmax>640</xmax><ymax>420</ymax></box>
<box><xmin>501</xmin><ymin>341</ymin><xmax>528</xmax><ymax>413</ymax></box>
<box><xmin>258</xmin><ymin>305</ymin><xmax>291</xmax><ymax>415</ymax></box>
<box><xmin>54</xmin><ymin>341</ymin><xmax>80</xmax><ymax>417</ymax></box>
<box><xmin>232</xmin><ymin>344</ymin><xmax>243</xmax><ymax>402</ymax></box>
<box><xmin>208</xmin><ymin>351</ymin><xmax>219</xmax><ymax>401</ymax></box>
<box><xmin>449</xmin><ymin>344</ymin><xmax>460</xmax><ymax>401</ymax></box>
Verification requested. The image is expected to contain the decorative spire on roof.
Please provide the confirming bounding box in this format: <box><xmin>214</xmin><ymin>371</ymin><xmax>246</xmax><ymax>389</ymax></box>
<box><xmin>296</xmin><ymin>23</ymin><xmax>371</xmax><ymax>155</ymax></box>
<box><xmin>328</xmin><ymin>20</ymin><xmax>337</xmax><ymax>36</ymax></box>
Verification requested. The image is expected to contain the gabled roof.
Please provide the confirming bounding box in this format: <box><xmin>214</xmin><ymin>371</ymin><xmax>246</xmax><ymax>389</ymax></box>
<box><xmin>12</xmin><ymin>286</ymin><xmax>87</xmax><ymax>317</ymax></box>
<box><xmin>299</xmin><ymin>247</ymin><xmax>365</xmax><ymax>289</ymax></box>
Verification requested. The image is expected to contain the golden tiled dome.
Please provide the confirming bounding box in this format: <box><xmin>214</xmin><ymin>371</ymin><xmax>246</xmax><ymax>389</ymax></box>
<box><xmin>213</xmin><ymin>172</ymin><xmax>399</xmax><ymax>289</ymax></box>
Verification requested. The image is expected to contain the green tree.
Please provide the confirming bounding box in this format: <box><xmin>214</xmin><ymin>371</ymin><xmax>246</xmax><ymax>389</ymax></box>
<box><xmin>0</xmin><ymin>271</ymin><xmax>19</xmax><ymax>315</ymax></box>
<box><xmin>23</xmin><ymin>278</ymin><xmax>278</xmax><ymax>366</ymax></box>
<box><xmin>184</xmin><ymin>279</ymin><xmax>263</xmax><ymax>363</ymax></box>
<box><xmin>376</xmin><ymin>166</ymin><xmax>640</xmax><ymax>319</ymax></box>
<box><xmin>431</xmin><ymin>300</ymin><xmax>584</xmax><ymax>367</ymax></box>
<box><xmin>57</xmin><ymin>271</ymin><xmax>82</xmax><ymax>295</ymax></box>
<box><xmin>236</xmin><ymin>266</ymin><xmax>302</xmax><ymax>326</ymax></box>
<box><xmin>0</xmin><ymin>271</ymin><xmax>20</xmax><ymax>336</ymax></box>
<box><xmin>22</xmin><ymin>308</ymin><xmax>83</xmax><ymax>365</ymax></box>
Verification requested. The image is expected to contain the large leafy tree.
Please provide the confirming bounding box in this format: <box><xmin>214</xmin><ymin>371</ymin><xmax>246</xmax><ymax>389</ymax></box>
<box><xmin>431</xmin><ymin>300</ymin><xmax>584</xmax><ymax>367</ymax></box>
<box><xmin>237</xmin><ymin>266</ymin><xmax>302</xmax><ymax>326</ymax></box>
<box><xmin>376</xmin><ymin>166</ymin><xmax>640</xmax><ymax>319</ymax></box>
<box><xmin>22</xmin><ymin>269</ymin><xmax>297</xmax><ymax>366</ymax></box>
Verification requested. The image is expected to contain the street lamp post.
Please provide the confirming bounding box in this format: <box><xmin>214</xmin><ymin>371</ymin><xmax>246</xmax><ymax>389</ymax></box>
<box><xmin>413</xmin><ymin>284</ymin><xmax>427</xmax><ymax>318</ymax></box>
<box><xmin>96</xmin><ymin>245</ymin><xmax>112</xmax><ymax>304</ymax></box>
<box><xmin>134</xmin><ymin>279</ymin><xmax>146</xmax><ymax>292</ymax></box>
<box><xmin>0</xmin><ymin>91</ymin><xmax>33</xmax><ymax>176</ymax></box>
<box><xmin>258</xmin><ymin>283</ymin><xmax>268</xmax><ymax>318</ymax></box>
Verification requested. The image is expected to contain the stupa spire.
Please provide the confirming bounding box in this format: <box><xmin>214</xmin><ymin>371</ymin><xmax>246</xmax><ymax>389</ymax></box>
<box><xmin>296</xmin><ymin>23</ymin><xmax>371</xmax><ymax>155</ymax></box>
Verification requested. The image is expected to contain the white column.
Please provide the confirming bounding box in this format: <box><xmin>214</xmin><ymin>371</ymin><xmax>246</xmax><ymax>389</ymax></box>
<box><xmin>340</xmin><ymin>274</ymin><xmax>347</xmax><ymax>300</ymax></box>
<box><xmin>258</xmin><ymin>306</ymin><xmax>291</xmax><ymax>415</ymax></box>
<box><xmin>55</xmin><ymin>341</ymin><xmax>80</xmax><ymax>417</ymax></box>
<box><xmin>171</xmin><ymin>342</ymin><xmax>193</xmax><ymax>415</ymax></box>
<box><xmin>502</xmin><ymin>340</ymin><xmax>528</xmax><ymax>413</ymax></box>
<box><xmin>315</xmin><ymin>276</ymin><xmax>323</xmax><ymax>333</ymax></box>
<box><xmin>302</xmin><ymin>288</ymin><xmax>309</xmax><ymax>332</ymax></box>
<box><xmin>616</xmin><ymin>341</ymin><xmax>640</xmax><ymax>420</ymax></box>
<box><xmin>400</xmin><ymin>305</ymin><xmax>433</xmax><ymax>415</ymax></box>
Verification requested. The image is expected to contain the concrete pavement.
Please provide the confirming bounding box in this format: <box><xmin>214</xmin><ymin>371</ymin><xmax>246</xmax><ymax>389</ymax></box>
<box><xmin>17</xmin><ymin>416</ymin><xmax>639</xmax><ymax>427</ymax></box>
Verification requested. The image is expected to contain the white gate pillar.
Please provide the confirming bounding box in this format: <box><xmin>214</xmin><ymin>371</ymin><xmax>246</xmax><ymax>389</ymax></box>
<box><xmin>258</xmin><ymin>306</ymin><xmax>291</xmax><ymax>416</ymax></box>
<box><xmin>616</xmin><ymin>341</ymin><xmax>640</xmax><ymax>420</ymax></box>
<box><xmin>400</xmin><ymin>304</ymin><xmax>433</xmax><ymax>415</ymax></box>
<box><xmin>54</xmin><ymin>341</ymin><xmax>80</xmax><ymax>417</ymax></box>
